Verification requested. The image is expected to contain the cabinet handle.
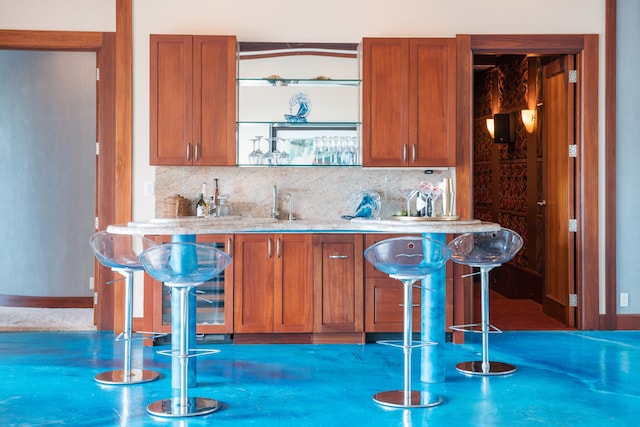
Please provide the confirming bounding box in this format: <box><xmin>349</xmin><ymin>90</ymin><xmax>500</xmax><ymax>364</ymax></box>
<box><xmin>412</xmin><ymin>144</ymin><xmax>416</xmax><ymax>163</ymax></box>
<box><xmin>329</xmin><ymin>255</ymin><xmax>349</xmax><ymax>259</ymax></box>
<box><xmin>186</xmin><ymin>143</ymin><xmax>191</xmax><ymax>161</ymax></box>
<box><xmin>195</xmin><ymin>142</ymin><xmax>199</xmax><ymax>161</ymax></box>
<box><xmin>403</xmin><ymin>144</ymin><xmax>407</xmax><ymax>163</ymax></box>
<box><xmin>276</xmin><ymin>237</ymin><xmax>281</xmax><ymax>258</ymax></box>
<box><xmin>268</xmin><ymin>238</ymin><xmax>272</xmax><ymax>258</ymax></box>
<box><xmin>227</xmin><ymin>238</ymin><xmax>232</xmax><ymax>255</ymax></box>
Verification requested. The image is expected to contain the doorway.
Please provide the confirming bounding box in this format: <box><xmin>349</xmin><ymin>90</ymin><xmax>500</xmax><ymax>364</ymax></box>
<box><xmin>0</xmin><ymin>50</ymin><xmax>96</xmax><ymax>303</ymax></box>
<box><xmin>0</xmin><ymin>30</ymin><xmax>117</xmax><ymax>330</ymax></box>
<box><xmin>454</xmin><ymin>34</ymin><xmax>600</xmax><ymax>332</ymax></box>
<box><xmin>470</xmin><ymin>53</ymin><xmax>576</xmax><ymax>330</ymax></box>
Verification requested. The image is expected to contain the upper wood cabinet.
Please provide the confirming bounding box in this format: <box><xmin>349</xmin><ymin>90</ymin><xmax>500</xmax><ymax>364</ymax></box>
<box><xmin>361</xmin><ymin>38</ymin><xmax>456</xmax><ymax>167</ymax></box>
<box><xmin>150</xmin><ymin>35</ymin><xmax>236</xmax><ymax>166</ymax></box>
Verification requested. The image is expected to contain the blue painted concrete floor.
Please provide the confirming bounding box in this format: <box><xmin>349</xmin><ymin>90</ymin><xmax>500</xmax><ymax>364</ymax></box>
<box><xmin>1</xmin><ymin>331</ymin><xmax>639</xmax><ymax>426</ymax></box>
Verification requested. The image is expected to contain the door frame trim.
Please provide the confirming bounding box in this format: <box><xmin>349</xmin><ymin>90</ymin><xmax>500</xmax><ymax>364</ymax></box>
<box><xmin>455</xmin><ymin>34</ymin><xmax>600</xmax><ymax>330</ymax></box>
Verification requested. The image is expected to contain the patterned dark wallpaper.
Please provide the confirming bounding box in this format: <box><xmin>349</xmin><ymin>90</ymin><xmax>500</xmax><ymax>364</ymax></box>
<box><xmin>473</xmin><ymin>55</ymin><xmax>531</xmax><ymax>271</ymax></box>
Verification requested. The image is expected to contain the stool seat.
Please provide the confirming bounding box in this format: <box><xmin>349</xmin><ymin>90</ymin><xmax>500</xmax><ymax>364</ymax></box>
<box><xmin>90</xmin><ymin>231</ymin><xmax>163</xmax><ymax>385</ymax></box>
<box><xmin>139</xmin><ymin>242</ymin><xmax>231</xmax><ymax>418</ymax></box>
<box><xmin>448</xmin><ymin>229</ymin><xmax>523</xmax><ymax>376</ymax></box>
<box><xmin>365</xmin><ymin>236</ymin><xmax>451</xmax><ymax>408</ymax></box>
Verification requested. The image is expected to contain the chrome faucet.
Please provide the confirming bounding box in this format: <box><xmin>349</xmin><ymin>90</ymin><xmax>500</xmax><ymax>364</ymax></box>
<box><xmin>285</xmin><ymin>192</ymin><xmax>294</xmax><ymax>222</ymax></box>
<box><xmin>271</xmin><ymin>184</ymin><xmax>280</xmax><ymax>219</ymax></box>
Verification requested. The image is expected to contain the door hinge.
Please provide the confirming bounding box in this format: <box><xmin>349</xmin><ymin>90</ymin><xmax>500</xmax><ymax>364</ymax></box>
<box><xmin>569</xmin><ymin>293</ymin><xmax>578</xmax><ymax>307</ymax></box>
<box><xmin>569</xmin><ymin>219</ymin><xmax>577</xmax><ymax>232</ymax></box>
<box><xmin>569</xmin><ymin>70</ymin><xmax>577</xmax><ymax>83</ymax></box>
<box><xmin>96</xmin><ymin>67</ymin><xmax>100</xmax><ymax>81</ymax></box>
<box><xmin>569</xmin><ymin>145</ymin><xmax>577</xmax><ymax>158</ymax></box>
<box><xmin>96</xmin><ymin>141</ymin><xmax>100</xmax><ymax>156</ymax></box>
<box><xmin>95</xmin><ymin>217</ymin><xmax>99</xmax><ymax>230</ymax></box>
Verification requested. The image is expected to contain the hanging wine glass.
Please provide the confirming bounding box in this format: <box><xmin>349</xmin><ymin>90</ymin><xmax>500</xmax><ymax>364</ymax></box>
<box><xmin>276</xmin><ymin>137</ymin><xmax>289</xmax><ymax>165</ymax></box>
<box><xmin>314</xmin><ymin>137</ymin><xmax>325</xmax><ymax>165</ymax></box>
<box><xmin>248</xmin><ymin>137</ymin><xmax>260</xmax><ymax>165</ymax></box>
<box><xmin>262</xmin><ymin>136</ymin><xmax>276</xmax><ymax>166</ymax></box>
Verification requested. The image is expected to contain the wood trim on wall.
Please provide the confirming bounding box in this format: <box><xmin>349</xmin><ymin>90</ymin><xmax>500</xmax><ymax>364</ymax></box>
<box><xmin>604</xmin><ymin>0</ymin><xmax>618</xmax><ymax>329</ymax></box>
<box><xmin>111</xmin><ymin>0</ymin><xmax>133</xmax><ymax>332</ymax></box>
<box><xmin>0</xmin><ymin>295</ymin><xmax>93</xmax><ymax>309</ymax></box>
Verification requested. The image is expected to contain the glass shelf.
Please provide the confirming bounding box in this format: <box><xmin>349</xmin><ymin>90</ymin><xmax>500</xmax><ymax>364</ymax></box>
<box><xmin>237</xmin><ymin>121</ymin><xmax>361</xmax><ymax>128</ymax></box>
<box><xmin>237</xmin><ymin>78</ymin><xmax>361</xmax><ymax>87</ymax></box>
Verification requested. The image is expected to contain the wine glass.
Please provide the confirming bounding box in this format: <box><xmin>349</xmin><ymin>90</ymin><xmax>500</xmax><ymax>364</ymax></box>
<box><xmin>314</xmin><ymin>137</ymin><xmax>325</xmax><ymax>165</ymax></box>
<box><xmin>399</xmin><ymin>188</ymin><xmax>418</xmax><ymax>216</ymax></box>
<box><xmin>277</xmin><ymin>137</ymin><xmax>290</xmax><ymax>165</ymax></box>
<box><xmin>248</xmin><ymin>136</ymin><xmax>264</xmax><ymax>165</ymax></box>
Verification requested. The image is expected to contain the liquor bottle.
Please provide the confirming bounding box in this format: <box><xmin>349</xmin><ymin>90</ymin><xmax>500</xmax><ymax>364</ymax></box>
<box><xmin>213</xmin><ymin>179</ymin><xmax>220</xmax><ymax>207</ymax></box>
<box><xmin>196</xmin><ymin>182</ymin><xmax>207</xmax><ymax>217</ymax></box>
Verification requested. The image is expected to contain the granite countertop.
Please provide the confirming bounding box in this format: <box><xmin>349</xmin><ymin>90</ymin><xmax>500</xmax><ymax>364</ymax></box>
<box><xmin>107</xmin><ymin>216</ymin><xmax>500</xmax><ymax>235</ymax></box>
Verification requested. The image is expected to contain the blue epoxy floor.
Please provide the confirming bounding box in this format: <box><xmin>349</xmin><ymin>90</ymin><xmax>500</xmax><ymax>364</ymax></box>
<box><xmin>1</xmin><ymin>331</ymin><xmax>639</xmax><ymax>426</ymax></box>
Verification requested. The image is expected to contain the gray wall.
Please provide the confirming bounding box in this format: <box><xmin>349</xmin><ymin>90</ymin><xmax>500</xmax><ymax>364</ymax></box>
<box><xmin>616</xmin><ymin>0</ymin><xmax>640</xmax><ymax>313</ymax></box>
<box><xmin>0</xmin><ymin>50</ymin><xmax>95</xmax><ymax>298</ymax></box>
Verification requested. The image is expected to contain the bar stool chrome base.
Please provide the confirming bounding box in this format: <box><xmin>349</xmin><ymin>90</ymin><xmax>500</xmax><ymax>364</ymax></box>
<box><xmin>455</xmin><ymin>361</ymin><xmax>516</xmax><ymax>376</ymax></box>
<box><xmin>364</xmin><ymin>237</ymin><xmax>452</xmax><ymax>410</ymax></box>
<box><xmin>147</xmin><ymin>397</ymin><xmax>221</xmax><ymax>418</ymax></box>
<box><xmin>95</xmin><ymin>368</ymin><xmax>160</xmax><ymax>385</ymax></box>
<box><xmin>373</xmin><ymin>390</ymin><xmax>443</xmax><ymax>408</ymax></box>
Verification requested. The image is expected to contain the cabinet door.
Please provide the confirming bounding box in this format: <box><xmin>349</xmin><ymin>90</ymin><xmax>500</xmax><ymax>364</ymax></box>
<box><xmin>150</xmin><ymin>34</ymin><xmax>193</xmax><ymax>165</ymax></box>
<box><xmin>409</xmin><ymin>38</ymin><xmax>456</xmax><ymax>167</ymax></box>
<box><xmin>362</xmin><ymin>37</ymin><xmax>456</xmax><ymax>167</ymax></box>
<box><xmin>313</xmin><ymin>234</ymin><xmax>364</xmax><ymax>333</ymax></box>
<box><xmin>274</xmin><ymin>234</ymin><xmax>313</xmax><ymax>332</ymax></box>
<box><xmin>193</xmin><ymin>36</ymin><xmax>236</xmax><ymax>166</ymax></box>
<box><xmin>150</xmin><ymin>34</ymin><xmax>236</xmax><ymax>166</ymax></box>
<box><xmin>144</xmin><ymin>234</ymin><xmax>234</xmax><ymax>335</ymax></box>
<box><xmin>233</xmin><ymin>234</ymin><xmax>274</xmax><ymax>333</ymax></box>
<box><xmin>362</xmin><ymin>38</ymin><xmax>409</xmax><ymax>166</ymax></box>
<box><xmin>364</xmin><ymin>234</ymin><xmax>421</xmax><ymax>332</ymax></box>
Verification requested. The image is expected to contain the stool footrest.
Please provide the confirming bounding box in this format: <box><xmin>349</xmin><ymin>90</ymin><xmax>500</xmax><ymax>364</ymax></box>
<box><xmin>115</xmin><ymin>331</ymin><xmax>168</xmax><ymax>342</ymax></box>
<box><xmin>376</xmin><ymin>339</ymin><xmax>437</xmax><ymax>350</ymax></box>
<box><xmin>157</xmin><ymin>348</ymin><xmax>220</xmax><ymax>359</ymax></box>
<box><xmin>449</xmin><ymin>323</ymin><xmax>502</xmax><ymax>334</ymax></box>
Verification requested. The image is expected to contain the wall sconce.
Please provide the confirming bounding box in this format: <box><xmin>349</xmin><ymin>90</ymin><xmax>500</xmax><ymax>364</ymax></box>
<box><xmin>486</xmin><ymin>118</ymin><xmax>495</xmax><ymax>138</ymax></box>
<box><xmin>521</xmin><ymin>109</ymin><xmax>536</xmax><ymax>134</ymax></box>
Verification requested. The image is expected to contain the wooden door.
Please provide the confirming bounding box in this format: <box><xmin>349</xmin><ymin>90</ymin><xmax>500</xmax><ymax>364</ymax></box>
<box><xmin>233</xmin><ymin>234</ymin><xmax>274</xmax><ymax>333</ymax></box>
<box><xmin>542</xmin><ymin>57</ymin><xmax>576</xmax><ymax>326</ymax></box>
<box><xmin>150</xmin><ymin>34</ymin><xmax>192</xmax><ymax>165</ymax></box>
<box><xmin>362</xmin><ymin>38</ymin><xmax>409</xmax><ymax>166</ymax></box>
<box><xmin>313</xmin><ymin>234</ymin><xmax>364</xmax><ymax>333</ymax></box>
<box><xmin>193</xmin><ymin>36</ymin><xmax>236</xmax><ymax>166</ymax></box>
<box><xmin>274</xmin><ymin>234</ymin><xmax>313</xmax><ymax>332</ymax></box>
<box><xmin>410</xmin><ymin>39</ymin><xmax>456</xmax><ymax>167</ymax></box>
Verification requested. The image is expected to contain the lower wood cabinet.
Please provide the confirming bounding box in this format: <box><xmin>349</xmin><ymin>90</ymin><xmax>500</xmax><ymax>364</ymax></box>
<box><xmin>313</xmin><ymin>234</ymin><xmax>364</xmax><ymax>336</ymax></box>
<box><xmin>365</xmin><ymin>234</ymin><xmax>422</xmax><ymax>333</ymax></box>
<box><xmin>143</xmin><ymin>234</ymin><xmax>234</xmax><ymax>335</ymax></box>
<box><xmin>233</xmin><ymin>234</ymin><xmax>313</xmax><ymax>334</ymax></box>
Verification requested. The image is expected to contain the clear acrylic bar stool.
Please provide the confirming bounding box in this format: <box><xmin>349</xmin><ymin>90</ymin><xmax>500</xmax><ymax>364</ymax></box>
<box><xmin>89</xmin><ymin>231</ymin><xmax>165</xmax><ymax>385</ymax></box>
<box><xmin>364</xmin><ymin>236</ymin><xmax>452</xmax><ymax>408</ymax></box>
<box><xmin>448</xmin><ymin>228</ymin><xmax>523</xmax><ymax>376</ymax></box>
<box><xmin>139</xmin><ymin>242</ymin><xmax>231</xmax><ymax>418</ymax></box>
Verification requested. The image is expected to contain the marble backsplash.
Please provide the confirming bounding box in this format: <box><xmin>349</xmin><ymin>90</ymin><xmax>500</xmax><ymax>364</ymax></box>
<box><xmin>155</xmin><ymin>166</ymin><xmax>454</xmax><ymax>221</ymax></box>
